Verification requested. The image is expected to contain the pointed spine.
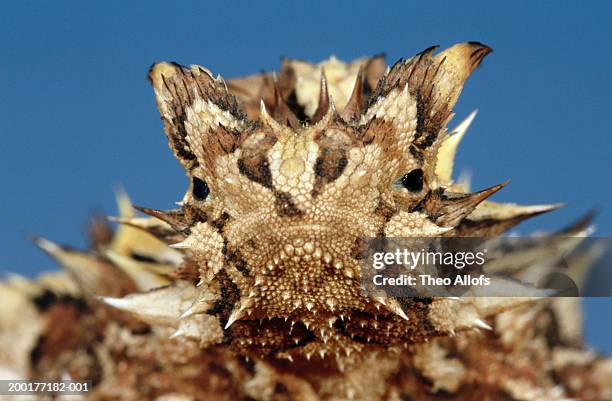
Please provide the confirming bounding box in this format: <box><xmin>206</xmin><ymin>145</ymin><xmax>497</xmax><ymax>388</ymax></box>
<box><xmin>311</xmin><ymin>69</ymin><xmax>330</xmax><ymax>124</ymax></box>
<box><xmin>272</xmin><ymin>76</ymin><xmax>301</xmax><ymax>129</ymax></box>
<box><xmin>340</xmin><ymin>65</ymin><xmax>364</xmax><ymax>122</ymax></box>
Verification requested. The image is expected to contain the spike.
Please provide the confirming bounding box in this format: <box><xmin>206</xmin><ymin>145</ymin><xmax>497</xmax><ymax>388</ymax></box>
<box><xmin>557</xmin><ymin>209</ymin><xmax>597</xmax><ymax>235</ymax></box>
<box><xmin>259</xmin><ymin>99</ymin><xmax>271</xmax><ymax>120</ymax></box>
<box><xmin>98</xmin><ymin>282</ymin><xmax>196</xmax><ymax>326</ymax></box>
<box><xmin>104</xmin><ymin>250</ymin><xmax>170</xmax><ymax>290</ymax></box>
<box><xmin>87</xmin><ymin>213</ymin><xmax>113</xmax><ymax>251</ymax></box>
<box><xmin>436</xmin><ymin>110</ymin><xmax>478</xmax><ymax>184</ymax></box>
<box><xmin>431</xmin><ymin>42</ymin><xmax>493</xmax><ymax>111</ymax></box>
<box><xmin>473</xmin><ymin>318</ymin><xmax>492</xmax><ymax>331</ymax></box>
<box><xmin>383</xmin><ymin>297</ymin><xmax>409</xmax><ymax>321</ymax></box>
<box><xmin>33</xmin><ymin>236</ymin><xmax>133</xmax><ymax>297</ymax></box>
<box><xmin>179</xmin><ymin>298</ymin><xmax>212</xmax><ymax>319</ymax></box>
<box><xmin>423</xmin><ymin>181</ymin><xmax>509</xmax><ymax>228</ymax></box>
<box><xmin>272</xmin><ymin>78</ymin><xmax>301</xmax><ymax>129</ymax></box>
<box><xmin>292</xmin><ymin>299</ymin><xmax>302</xmax><ymax>310</ymax></box>
<box><xmin>224</xmin><ymin>308</ymin><xmax>244</xmax><ymax>330</ymax></box>
<box><xmin>179</xmin><ymin>305</ymin><xmax>197</xmax><ymax>319</ymax></box>
<box><xmin>341</xmin><ymin>65</ymin><xmax>364</xmax><ymax>121</ymax></box>
<box><xmin>107</xmin><ymin>215</ymin><xmax>149</xmax><ymax>229</ymax></box>
<box><xmin>323</xmin><ymin>253</ymin><xmax>333</xmax><ymax>264</ymax></box>
<box><xmin>453</xmin><ymin>202</ymin><xmax>564</xmax><ymax>236</ymax></box>
<box><xmin>33</xmin><ymin>236</ymin><xmax>65</xmax><ymax>256</ymax></box>
<box><xmin>132</xmin><ymin>205</ymin><xmax>189</xmax><ymax>233</ymax></box>
<box><xmin>115</xmin><ymin>187</ymin><xmax>134</xmax><ymax>218</ymax></box>
<box><xmin>311</xmin><ymin>70</ymin><xmax>330</xmax><ymax>123</ymax></box>
<box><xmin>259</xmin><ymin>99</ymin><xmax>283</xmax><ymax>132</ymax></box>
<box><xmin>168</xmin><ymin>329</ymin><xmax>184</xmax><ymax>339</ymax></box>
<box><xmin>436</xmin><ymin>42</ymin><xmax>493</xmax><ymax>76</ymax></box>
<box><xmin>168</xmin><ymin>242</ymin><xmax>188</xmax><ymax>249</ymax></box>
<box><xmin>99</xmin><ymin>296</ymin><xmax>132</xmax><ymax>309</ymax></box>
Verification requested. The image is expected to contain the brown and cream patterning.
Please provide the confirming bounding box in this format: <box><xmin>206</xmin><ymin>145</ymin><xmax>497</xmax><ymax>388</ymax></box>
<box><xmin>0</xmin><ymin>42</ymin><xmax>610</xmax><ymax>401</ymax></box>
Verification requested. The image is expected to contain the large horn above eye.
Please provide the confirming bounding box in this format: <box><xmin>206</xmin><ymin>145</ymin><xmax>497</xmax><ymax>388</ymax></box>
<box><xmin>148</xmin><ymin>62</ymin><xmax>249</xmax><ymax>172</ymax></box>
<box><xmin>365</xmin><ymin>42</ymin><xmax>492</xmax><ymax>150</ymax></box>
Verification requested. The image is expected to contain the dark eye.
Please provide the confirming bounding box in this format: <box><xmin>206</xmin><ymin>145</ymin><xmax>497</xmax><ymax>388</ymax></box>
<box><xmin>401</xmin><ymin>169</ymin><xmax>424</xmax><ymax>192</ymax></box>
<box><xmin>192</xmin><ymin>177</ymin><xmax>210</xmax><ymax>201</ymax></box>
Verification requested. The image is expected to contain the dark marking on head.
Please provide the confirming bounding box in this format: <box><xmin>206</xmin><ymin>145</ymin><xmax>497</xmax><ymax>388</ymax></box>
<box><xmin>222</xmin><ymin>242</ymin><xmax>251</xmax><ymax>277</ymax></box>
<box><xmin>238</xmin><ymin>156</ymin><xmax>273</xmax><ymax>189</ymax></box>
<box><xmin>315</xmin><ymin>148</ymin><xmax>348</xmax><ymax>180</ymax></box>
<box><xmin>375</xmin><ymin>198</ymin><xmax>397</xmax><ymax>223</ymax></box>
<box><xmin>408</xmin><ymin>145</ymin><xmax>424</xmax><ymax>162</ymax></box>
<box><xmin>274</xmin><ymin>191</ymin><xmax>303</xmax><ymax>217</ymax></box>
<box><xmin>183</xmin><ymin>203</ymin><xmax>208</xmax><ymax>226</ymax></box>
<box><xmin>207</xmin><ymin>270</ymin><xmax>240</xmax><ymax>342</ymax></box>
<box><xmin>311</xmin><ymin>147</ymin><xmax>349</xmax><ymax>197</ymax></box>
<box><xmin>211</xmin><ymin>212</ymin><xmax>231</xmax><ymax>233</ymax></box>
<box><xmin>359</xmin><ymin>117</ymin><xmax>398</xmax><ymax>150</ymax></box>
<box><xmin>234</xmin><ymin>255</ymin><xmax>251</xmax><ymax>277</ymax></box>
<box><xmin>207</xmin><ymin>125</ymin><xmax>240</xmax><ymax>155</ymax></box>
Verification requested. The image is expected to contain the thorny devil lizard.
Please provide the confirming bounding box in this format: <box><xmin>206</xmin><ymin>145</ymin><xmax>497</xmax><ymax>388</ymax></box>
<box><xmin>1</xmin><ymin>42</ymin><xmax>610</xmax><ymax>401</ymax></box>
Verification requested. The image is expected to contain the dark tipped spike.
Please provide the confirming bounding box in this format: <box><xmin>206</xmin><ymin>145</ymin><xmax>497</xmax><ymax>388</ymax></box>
<box><xmin>311</xmin><ymin>69</ymin><xmax>330</xmax><ymax>124</ymax></box>
<box><xmin>132</xmin><ymin>205</ymin><xmax>189</xmax><ymax>233</ymax></box>
<box><xmin>421</xmin><ymin>180</ymin><xmax>509</xmax><ymax>227</ymax></box>
<box><xmin>272</xmin><ymin>77</ymin><xmax>301</xmax><ymax>130</ymax></box>
<box><xmin>87</xmin><ymin>212</ymin><xmax>114</xmax><ymax>251</ymax></box>
<box><xmin>449</xmin><ymin>203</ymin><xmax>563</xmax><ymax>237</ymax></box>
<box><xmin>557</xmin><ymin>209</ymin><xmax>597</xmax><ymax>235</ymax></box>
<box><xmin>340</xmin><ymin>65</ymin><xmax>364</xmax><ymax>122</ymax></box>
<box><xmin>31</xmin><ymin>236</ymin><xmax>137</xmax><ymax>298</ymax></box>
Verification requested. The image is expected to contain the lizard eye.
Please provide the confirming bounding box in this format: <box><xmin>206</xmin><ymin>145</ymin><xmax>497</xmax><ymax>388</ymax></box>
<box><xmin>192</xmin><ymin>177</ymin><xmax>210</xmax><ymax>201</ymax></box>
<box><xmin>400</xmin><ymin>169</ymin><xmax>424</xmax><ymax>192</ymax></box>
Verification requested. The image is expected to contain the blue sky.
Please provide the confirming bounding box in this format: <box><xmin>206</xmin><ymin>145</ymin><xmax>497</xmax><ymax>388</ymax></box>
<box><xmin>0</xmin><ymin>1</ymin><xmax>610</xmax><ymax>352</ymax></box>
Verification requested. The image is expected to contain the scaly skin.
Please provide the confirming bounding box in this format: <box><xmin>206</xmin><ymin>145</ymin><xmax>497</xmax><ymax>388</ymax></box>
<box><xmin>0</xmin><ymin>42</ymin><xmax>610</xmax><ymax>401</ymax></box>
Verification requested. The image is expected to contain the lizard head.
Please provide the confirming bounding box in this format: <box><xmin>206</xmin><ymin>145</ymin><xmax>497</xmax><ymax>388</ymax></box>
<box><xmin>142</xmin><ymin>43</ymin><xmax>550</xmax><ymax>358</ymax></box>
